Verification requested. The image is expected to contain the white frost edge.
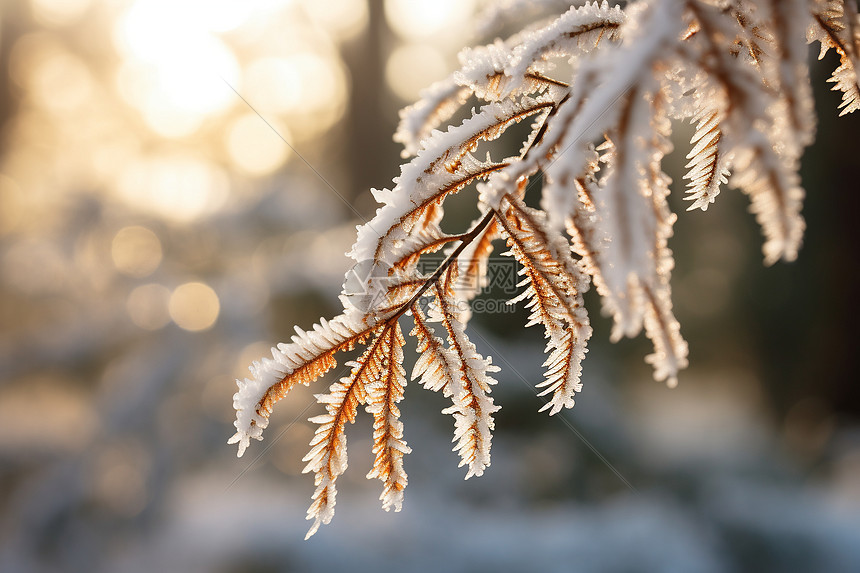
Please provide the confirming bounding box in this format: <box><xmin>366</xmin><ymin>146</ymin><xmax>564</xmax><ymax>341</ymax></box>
<box><xmin>228</xmin><ymin>311</ymin><xmax>370</xmax><ymax>457</ymax></box>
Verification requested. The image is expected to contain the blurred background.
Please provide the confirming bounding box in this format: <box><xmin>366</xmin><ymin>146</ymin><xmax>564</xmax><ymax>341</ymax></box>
<box><xmin>0</xmin><ymin>1</ymin><xmax>858</xmax><ymax>571</ymax></box>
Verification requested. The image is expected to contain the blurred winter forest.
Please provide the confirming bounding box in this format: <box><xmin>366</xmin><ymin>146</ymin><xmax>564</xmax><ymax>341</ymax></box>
<box><xmin>0</xmin><ymin>1</ymin><xmax>858</xmax><ymax>572</ymax></box>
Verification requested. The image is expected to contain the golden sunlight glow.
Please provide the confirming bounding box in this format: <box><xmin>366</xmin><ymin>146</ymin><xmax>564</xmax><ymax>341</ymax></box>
<box><xmin>111</xmin><ymin>226</ymin><xmax>163</xmax><ymax>278</ymax></box>
<box><xmin>227</xmin><ymin>113</ymin><xmax>291</xmax><ymax>176</ymax></box>
<box><xmin>169</xmin><ymin>282</ymin><xmax>220</xmax><ymax>332</ymax></box>
<box><xmin>384</xmin><ymin>0</ymin><xmax>475</xmax><ymax>40</ymax></box>
<box><xmin>116</xmin><ymin>155</ymin><xmax>228</xmax><ymax>222</ymax></box>
<box><xmin>127</xmin><ymin>283</ymin><xmax>172</xmax><ymax>331</ymax></box>
<box><xmin>386</xmin><ymin>43</ymin><xmax>448</xmax><ymax>101</ymax></box>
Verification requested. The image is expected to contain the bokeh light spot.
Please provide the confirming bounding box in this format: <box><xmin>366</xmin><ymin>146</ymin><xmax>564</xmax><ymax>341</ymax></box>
<box><xmin>111</xmin><ymin>226</ymin><xmax>163</xmax><ymax>278</ymax></box>
<box><xmin>126</xmin><ymin>283</ymin><xmax>171</xmax><ymax>330</ymax></box>
<box><xmin>384</xmin><ymin>0</ymin><xmax>473</xmax><ymax>40</ymax></box>
<box><xmin>169</xmin><ymin>282</ymin><xmax>220</xmax><ymax>331</ymax></box>
<box><xmin>244</xmin><ymin>57</ymin><xmax>303</xmax><ymax>115</ymax></box>
<box><xmin>116</xmin><ymin>154</ymin><xmax>228</xmax><ymax>222</ymax></box>
<box><xmin>386</xmin><ymin>43</ymin><xmax>448</xmax><ymax>101</ymax></box>
<box><xmin>244</xmin><ymin>52</ymin><xmax>347</xmax><ymax>140</ymax></box>
<box><xmin>9</xmin><ymin>33</ymin><xmax>62</xmax><ymax>89</ymax></box>
<box><xmin>30</xmin><ymin>51</ymin><xmax>94</xmax><ymax>114</ymax></box>
<box><xmin>300</xmin><ymin>0</ymin><xmax>368</xmax><ymax>41</ymax></box>
<box><xmin>227</xmin><ymin>113</ymin><xmax>291</xmax><ymax>176</ymax></box>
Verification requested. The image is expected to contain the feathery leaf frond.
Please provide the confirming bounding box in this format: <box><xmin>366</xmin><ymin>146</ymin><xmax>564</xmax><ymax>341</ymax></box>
<box><xmin>497</xmin><ymin>194</ymin><xmax>592</xmax><ymax>414</ymax></box>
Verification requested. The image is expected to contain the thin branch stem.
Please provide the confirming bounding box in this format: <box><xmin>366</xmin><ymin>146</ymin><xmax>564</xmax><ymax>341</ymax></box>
<box><xmin>390</xmin><ymin>210</ymin><xmax>496</xmax><ymax>321</ymax></box>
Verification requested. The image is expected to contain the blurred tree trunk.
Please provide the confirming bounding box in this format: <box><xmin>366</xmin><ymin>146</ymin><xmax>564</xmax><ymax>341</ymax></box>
<box><xmin>340</xmin><ymin>0</ymin><xmax>400</xmax><ymax>212</ymax></box>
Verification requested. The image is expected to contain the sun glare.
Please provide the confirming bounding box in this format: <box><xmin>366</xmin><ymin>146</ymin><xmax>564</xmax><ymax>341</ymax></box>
<box><xmin>384</xmin><ymin>0</ymin><xmax>474</xmax><ymax>41</ymax></box>
<box><xmin>114</xmin><ymin>0</ymin><xmax>242</xmax><ymax>137</ymax></box>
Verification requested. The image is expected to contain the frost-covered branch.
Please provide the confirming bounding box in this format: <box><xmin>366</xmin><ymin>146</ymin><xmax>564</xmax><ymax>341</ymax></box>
<box><xmin>229</xmin><ymin>0</ymin><xmax>858</xmax><ymax>538</ymax></box>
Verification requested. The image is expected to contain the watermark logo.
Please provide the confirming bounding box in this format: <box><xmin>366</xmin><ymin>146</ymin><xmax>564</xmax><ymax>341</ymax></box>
<box><xmin>341</xmin><ymin>259</ymin><xmax>394</xmax><ymax>313</ymax></box>
<box><xmin>344</xmin><ymin>256</ymin><xmax>522</xmax><ymax>315</ymax></box>
<box><xmin>415</xmin><ymin>254</ymin><xmax>520</xmax><ymax>296</ymax></box>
